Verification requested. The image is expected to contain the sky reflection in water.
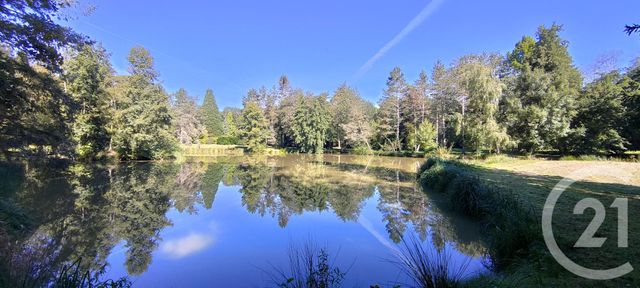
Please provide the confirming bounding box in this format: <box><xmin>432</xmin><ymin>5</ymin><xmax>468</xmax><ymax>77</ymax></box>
<box><xmin>4</xmin><ymin>155</ymin><xmax>488</xmax><ymax>287</ymax></box>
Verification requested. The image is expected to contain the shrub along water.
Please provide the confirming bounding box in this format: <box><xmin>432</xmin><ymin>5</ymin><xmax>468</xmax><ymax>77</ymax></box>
<box><xmin>416</xmin><ymin>157</ymin><xmax>541</xmax><ymax>272</ymax></box>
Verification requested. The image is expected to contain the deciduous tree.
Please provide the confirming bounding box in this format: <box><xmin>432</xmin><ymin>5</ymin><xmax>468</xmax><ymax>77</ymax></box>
<box><xmin>111</xmin><ymin>47</ymin><xmax>176</xmax><ymax>160</ymax></box>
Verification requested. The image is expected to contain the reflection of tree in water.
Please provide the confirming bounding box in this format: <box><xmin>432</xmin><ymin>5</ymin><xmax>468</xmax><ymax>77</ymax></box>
<box><xmin>426</xmin><ymin>201</ymin><xmax>487</xmax><ymax>258</ymax></box>
<box><xmin>0</xmin><ymin>156</ymin><xmax>486</xmax><ymax>283</ymax></box>
<box><xmin>201</xmin><ymin>163</ymin><xmax>226</xmax><ymax>209</ymax></box>
<box><xmin>62</xmin><ymin>164</ymin><xmax>118</xmax><ymax>272</ymax></box>
<box><xmin>234</xmin><ymin>157</ymin><xmax>376</xmax><ymax>227</ymax></box>
<box><xmin>1</xmin><ymin>161</ymin><xmax>180</xmax><ymax>282</ymax></box>
<box><xmin>172</xmin><ymin>162</ymin><xmax>205</xmax><ymax>213</ymax></box>
<box><xmin>106</xmin><ymin>163</ymin><xmax>175</xmax><ymax>275</ymax></box>
<box><xmin>376</xmin><ymin>172</ymin><xmax>430</xmax><ymax>243</ymax></box>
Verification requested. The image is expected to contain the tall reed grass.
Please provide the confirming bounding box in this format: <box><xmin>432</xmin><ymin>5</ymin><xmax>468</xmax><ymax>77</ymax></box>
<box><xmin>394</xmin><ymin>234</ymin><xmax>471</xmax><ymax>288</ymax></box>
<box><xmin>416</xmin><ymin>158</ymin><xmax>541</xmax><ymax>272</ymax></box>
<box><xmin>267</xmin><ymin>240</ymin><xmax>347</xmax><ymax>288</ymax></box>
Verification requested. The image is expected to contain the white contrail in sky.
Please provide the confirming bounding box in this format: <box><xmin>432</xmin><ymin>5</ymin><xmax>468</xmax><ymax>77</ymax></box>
<box><xmin>353</xmin><ymin>0</ymin><xmax>445</xmax><ymax>80</ymax></box>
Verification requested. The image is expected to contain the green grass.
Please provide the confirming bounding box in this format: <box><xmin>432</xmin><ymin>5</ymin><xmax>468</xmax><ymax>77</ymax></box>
<box><xmin>417</xmin><ymin>158</ymin><xmax>540</xmax><ymax>274</ymax></box>
<box><xmin>422</xmin><ymin>157</ymin><xmax>640</xmax><ymax>287</ymax></box>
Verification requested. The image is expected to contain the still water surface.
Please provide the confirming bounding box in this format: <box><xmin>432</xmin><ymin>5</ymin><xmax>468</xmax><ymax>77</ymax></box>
<box><xmin>3</xmin><ymin>155</ymin><xmax>487</xmax><ymax>287</ymax></box>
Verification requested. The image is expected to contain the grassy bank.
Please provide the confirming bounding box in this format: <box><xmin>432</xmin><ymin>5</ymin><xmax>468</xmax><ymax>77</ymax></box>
<box><xmin>417</xmin><ymin>156</ymin><xmax>640</xmax><ymax>287</ymax></box>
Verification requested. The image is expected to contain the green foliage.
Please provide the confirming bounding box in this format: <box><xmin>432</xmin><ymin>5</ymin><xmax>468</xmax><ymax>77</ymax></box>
<box><xmin>330</xmin><ymin>84</ymin><xmax>366</xmax><ymax>149</ymax></box>
<box><xmin>506</xmin><ymin>36</ymin><xmax>535</xmax><ymax>71</ymax></box>
<box><xmin>291</xmin><ymin>94</ymin><xmax>331</xmax><ymax>153</ymax></box>
<box><xmin>331</xmin><ymin>84</ymin><xmax>374</xmax><ymax>150</ymax></box>
<box><xmin>448</xmin><ymin>173</ymin><xmax>487</xmax><ymax>217</ymax></box>
<box><xmin>563</xmin><ymin>72</ymin><xmax>629</xmax><ymax>154</ymax></box>
<box><xmin>350</xmin><ymin>145</ymin><xmax>373</xmax><ymax>155</ymax></box>
<box><xmin>201</xmin><ymin>89</ymin><xmax>224</xmax><ymax>137</ymax></box>
<box><xmin>621</xmin><ymin>64</ymin><xmax>640</xmax><ymax>150</ymax></box>
<box><xmin>110</xmin><ymin>47</ymin><xmax>176</xmax><ymax>160</ymax></box>
<box><xmin>222</xmin><ymin>110</ymin><xmax>239</xmax><ymax>140</ymax></box>
<box><xmin>0</xmin><ymin>0</ymin><xmax>85</xmax><ymax>71</ymax></box>
<box><xmin>63</xmin><ymin>44</ymin><xmax>113</xmax><ymax>160</ymax></box>
<box><xmin>377</xmin><ymin>67</ymin><xmax>406</xmax><ymax>151</ymax></box>
<box><xmin>240</xmin><ymin>101</ymin><xmax>270</xmax><ymax>152</ymax></box>
<box><xmin>417</xmin><ymin>158</ymin><xmax>541</xmax><ymax>272</ymax></box>
<box><xmin>501</xmin><ymin>24</ymin><xmax>582</xmax><ymax>153</ymax></box>
<box><xmin>0</xmin><ymin>50</ymin><xmax>75</xmax><ymax>158</ymax></box>
<box><xmin>419</xmin><ymin>162</ymin><xmax>460</xmax><ymax>192</ymax></box>
<box><xmin>451</xmin><ymin>54</ymin><xmax>511</xmax><ymax>154</ymax></box>
<box><xmin>408</xmin><ymin>121</ymin><xmax>437</xmax><ymax>152</ymax></box>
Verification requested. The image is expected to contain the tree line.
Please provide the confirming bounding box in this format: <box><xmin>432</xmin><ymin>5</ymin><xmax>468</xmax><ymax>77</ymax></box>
<box><xmin>218</xmin><ymin>24</ymin><xmax>640</xmax><ymax>156</ymax></box>
<box><xmin>1</xmin><ymin>1</ymin><xmax>638</xmax><ymax>160</ymax></box>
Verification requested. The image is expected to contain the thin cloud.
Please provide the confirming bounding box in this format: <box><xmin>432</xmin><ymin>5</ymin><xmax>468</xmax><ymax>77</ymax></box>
<box><xmin>161</xmin><ymin>233</ymin><xmax>215</xmax><ymax>259</ymax></box>
<box><xmin>353</xmin><ymin>0</ymin><xmax>445</xmax><ymax>80</ymax></box>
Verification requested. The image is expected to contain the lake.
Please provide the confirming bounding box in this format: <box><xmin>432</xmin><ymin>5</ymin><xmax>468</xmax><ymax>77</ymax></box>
<box><xmin>0</xmin><ymin>155</ymin><xmax>488</xmax><ymax>287</ymax></box>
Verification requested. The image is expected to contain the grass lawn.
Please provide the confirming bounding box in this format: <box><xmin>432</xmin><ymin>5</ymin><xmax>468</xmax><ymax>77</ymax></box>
<box><xmin>464</xmin><ymin>157</ymin><xmax>640</xmax><ymax>287</ymax></box>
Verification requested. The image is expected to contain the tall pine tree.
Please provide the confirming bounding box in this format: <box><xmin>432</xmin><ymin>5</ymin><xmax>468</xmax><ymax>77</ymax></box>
<box><xmin>377</xmin><ymin>67</ymin><xmax>406</xmax><ymax>151</ymax></box>
<box><xmin>200</xmin><ymin>89</ymin><xmax>223</xmax><ymax>139</ymax></box>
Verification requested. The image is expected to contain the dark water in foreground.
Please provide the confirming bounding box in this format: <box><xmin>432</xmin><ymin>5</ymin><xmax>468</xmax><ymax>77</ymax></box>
<box><xmin>1</xmin><ymin>155</ymin><xmax>487</xmax><ymax>287</ymax></box>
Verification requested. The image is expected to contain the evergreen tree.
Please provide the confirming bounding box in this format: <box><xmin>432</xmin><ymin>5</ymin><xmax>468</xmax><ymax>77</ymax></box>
<box><xmin>621</xmin><ymin>63</ymin><xmax>640</xmax><ymax>150</ymax></box>
<box><xmin>240</xmin><ymin>101</ymin><xmax>270</xmax><ymax>152</ymax></box>
<box><xmin>291</xmin><ymin>94</ymin><xmax>331</xmax><ymax>153</ymax></box>
<box><xmin>63</xmin><ymin>44</ymin><xmax>113</xmax><ymax>160</ymax></box>
<box><xmin>402</xmin><ymin>70</ymin><xmax>429</xmax><ymax>138</ymax></box>
<box><xmin>111</xmin><ymin>47</ymin><xmax>176</xmax><ymax>160</ymax></box>
<box><xmin>222</xmin><ymin>111</ymin><xmax>238</xmax><ymax>137</ymax></box>
<box><xmin>172</xmin><ymin>88</ymin><xmax>206</xmax><ymax>144</ymax></box>
<box><xmin>200</xmin><ymin>89</ymin><xmax>223</xmax><ymax>139</ymax></box>
<box><xmin>430</xmin><ymin>60</ymin><xmax>458</xmax><ymax>147</ymax></box>
<box><xmin>276</xmin><ymin>89</ymin><xmax>305</xmax><ymax>148</ymax></box>
<box><xmin>565</xmin><ymin>72</ymin><xmax>629</xmax><ymax>154</ymax></box>
<box><xmin>275</xmin><ymin>75</ymin><xmax>293</xmax><ymax>146</ymax></box>
<box><xmin>502</xmin><ymin>24</ymin><xmax>582</xmax><ymax>153</ymax></box>
<box><xmin>377</xmin><ymin>67</ymin><xmax>406</xmax><ymax>151</ymax></box>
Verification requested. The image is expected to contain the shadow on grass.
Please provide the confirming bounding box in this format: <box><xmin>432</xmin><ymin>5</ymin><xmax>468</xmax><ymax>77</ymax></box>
<box><xmin>451</xmin><ymin>161</ymin><xmax>640</xmax><ymax>286</ymax></box>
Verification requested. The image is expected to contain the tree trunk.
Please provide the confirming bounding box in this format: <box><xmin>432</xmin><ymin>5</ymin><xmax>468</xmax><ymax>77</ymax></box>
<box><xmin>395</xmin><ymin>97</ymin><xmax>401</xmax><ymax>151</ymax></box>
<box><xmin>435</xmin><ymin>113</ymin><xmax>440</xmax><ymax>145</ymax></box>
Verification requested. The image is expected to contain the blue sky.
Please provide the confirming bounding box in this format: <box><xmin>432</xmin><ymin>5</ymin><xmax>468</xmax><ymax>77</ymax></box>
<box><xmin>68</xmin><ymin>0</ymin><xmax>640</xmax><ymax>109</ymax></box>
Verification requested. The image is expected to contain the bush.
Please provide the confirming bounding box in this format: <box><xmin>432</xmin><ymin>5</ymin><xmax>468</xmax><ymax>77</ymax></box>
<box><xmin>419</xmin><ymin>162</ymin><xmax>461</xmax><ymax>193</ymax></box>
<box><xmin>432</xmin><ymin>146</ymin><xmax>452</xmax><ymax>158</ymax></box>
<box><xmin>448</xmin><ymin>173</ymin><xmax>487</xmax><ymax>218</ymax></box>
<box><xmin>417</xmin><ymin>157</ymin><xmax>442</xmax><ymax>175</ymax></box>
<box><xmin>216</xmin><ymin>136</ymin><xmax>242</xmax><ymax>145</ymax></box>
<box><xmin>351</xmin><ymin>146</ymin><xmax>373</xmax><ymax>155</ymax></box>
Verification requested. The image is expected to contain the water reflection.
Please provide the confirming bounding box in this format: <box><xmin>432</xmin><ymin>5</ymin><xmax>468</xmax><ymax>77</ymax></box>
<box><xmin>0</xmin><ymin>155</ymin><xmax>486</xmax><ymax>286</ymax></box>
